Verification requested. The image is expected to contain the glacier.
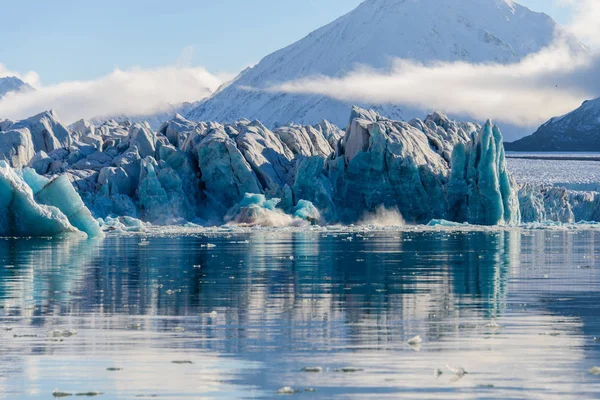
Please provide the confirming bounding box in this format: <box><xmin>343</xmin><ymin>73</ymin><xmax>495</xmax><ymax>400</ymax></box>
<box><xmin>1</xmin><ymin>106</ymin><xmax>600</xmax><ymax>235</ymax></box>
<box><xmin>0</xmin><ymin>106</ymin><xmax>535</xmax><ymax>234</ymax></box>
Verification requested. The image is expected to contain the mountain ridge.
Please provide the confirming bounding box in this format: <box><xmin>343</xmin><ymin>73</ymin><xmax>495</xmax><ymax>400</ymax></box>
<box><xmin>0</xmin><ymin>76</ymin><xmax>34</xmax><ymax>99</ymax></box>
<box><xmin>505</xmin><ymin>98</ymin><xmax>600</xmax><ymax>151</ymax></box>
<box><xmin>186</xmin><ymin>0</ymin><xmax>583</xmax><ymax>131</ymax></box>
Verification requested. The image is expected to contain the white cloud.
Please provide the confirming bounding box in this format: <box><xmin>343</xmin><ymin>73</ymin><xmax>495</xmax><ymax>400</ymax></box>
<box><xmin>268</xmin><ymin>0</ymin><xmax>600</xmax><ymax>128</ymax></box>
<box><xmin>270</xmin><ymin>42</ymin><xmax>596</xmax><ymax>127</ymax></box>
<box><xmin>0</xmin><ymin>66</ymin><xmax>222</xmax><ymax>124</ymax></box>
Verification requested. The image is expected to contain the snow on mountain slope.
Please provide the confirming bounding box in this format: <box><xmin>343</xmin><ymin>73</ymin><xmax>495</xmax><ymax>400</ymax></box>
<box><xmin>0</xmin><ymin>76</ymin><xmax>34</xmax><ymax>99</ymax></box>
<box><xmin>505</xmin><ymin>98</ymin><xmax>600</xmax><ymax>151</ymax></box>
<box><xmin>187</xmin><ymin>0</ymin><xmax>582</xmax><ymax>128</ymax></box>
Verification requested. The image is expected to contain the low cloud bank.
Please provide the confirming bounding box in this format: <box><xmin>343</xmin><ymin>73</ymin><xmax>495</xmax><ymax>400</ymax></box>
<box><xmin>0</xmin><ymin>66</ymin><xmax>222</xmax><ymax>124</ymax></box>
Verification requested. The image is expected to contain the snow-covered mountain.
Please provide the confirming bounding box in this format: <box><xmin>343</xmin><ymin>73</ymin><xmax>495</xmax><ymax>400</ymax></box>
<box><xmin>186</xmin><ymin>0</ymin><xmax>583</xmax><ymax>129</ymax></box>
<box><xmin>0</xmin><ymin>76</ymin><xmax>34</xmax><ymax>99</ymax></box>
<box><xmin>506</xmin><ymin>98</ymin><xmax>600</xmax><ymax>151</ymax></box>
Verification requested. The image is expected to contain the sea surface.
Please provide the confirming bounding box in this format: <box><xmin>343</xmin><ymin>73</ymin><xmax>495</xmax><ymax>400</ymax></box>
<box><xmin>1</xmin><ymin>229</ymin><xmax>600</xmax><ymax>399</ymax></box>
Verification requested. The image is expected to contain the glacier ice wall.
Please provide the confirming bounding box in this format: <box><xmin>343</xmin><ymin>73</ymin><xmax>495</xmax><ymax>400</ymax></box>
<box><xmin>447</xmin><ymin>121</ymin><xmax>520</xmax><ymax>225</ymax></box>
<box><xmin>0</xmin><ymin>107</ymin><xmax>540</xmax><ymax>229</ymax></box>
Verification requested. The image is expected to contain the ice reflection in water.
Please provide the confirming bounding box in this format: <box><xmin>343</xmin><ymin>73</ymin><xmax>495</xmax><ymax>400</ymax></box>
<box><xmin>0</xmin><ymin>230</ymin><xmax>599</xmax><ymax>398</ymax></box>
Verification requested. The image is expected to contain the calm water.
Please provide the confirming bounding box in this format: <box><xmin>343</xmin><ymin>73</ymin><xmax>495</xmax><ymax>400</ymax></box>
<box><xmin>1</xmin><ymin>230</ymin><xmax>600</xmax><ymax>399</ymax></box>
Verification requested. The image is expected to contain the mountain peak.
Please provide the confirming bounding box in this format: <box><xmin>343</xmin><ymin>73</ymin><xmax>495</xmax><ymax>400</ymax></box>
<box><xmin>0</xmin><ymin>76</ymin><xmax>34</xmax><ymax>99</ymax></box>
<box><xmin>187</xmin><ymin>0</ymin><xmax>581</xmax><ymax>128</ymax></box>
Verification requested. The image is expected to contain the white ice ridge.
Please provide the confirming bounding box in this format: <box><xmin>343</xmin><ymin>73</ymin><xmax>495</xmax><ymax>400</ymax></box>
<box><xmin>0</xmin><ymin>106</ymin><xmax>536</xmax><ymax>234</ymax></box>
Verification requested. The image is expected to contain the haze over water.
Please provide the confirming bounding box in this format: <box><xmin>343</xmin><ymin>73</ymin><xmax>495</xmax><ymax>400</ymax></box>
<box><xmin>1</xmin><ymin>229</ymin><xmax>600</xmax><ymax>399</ymax></box>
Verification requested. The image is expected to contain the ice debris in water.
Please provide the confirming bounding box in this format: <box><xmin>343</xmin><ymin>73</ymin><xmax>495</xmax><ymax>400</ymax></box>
<box><xmin>590</xmin><ymin>366</ymin><xmax>600</xmax><ymax>375</ymax></box>
<box><xmin>335</xmin><ymin>367</ymin><xmax>364</xmax><ymax>373</ymax></box>
<box><xmin>53</xmin><ymin>389</ymin><xmax>103</xmax><ymax>397</ymax></box>
<box><xmin>447</xmin><ymin>364</ymin><xmax>468</xmax><ymax>381</ymax></box>
<box><xmin>226</xmin><ymin>193</ymin><xmax>318</xmax><ymax>227</ymax></box>
<box><xmin>301</xmin><ymin>366</ymin><xmax>323</xmax><ymax>373</ymax></box>
<box><xmin>99</xmin><ymin>216</ymin><xmax>146</xmax><ymax>232</ymax></box>
<box><xmin>276</xmin><ymin>387</ymin><xmax>301</xmax><ymax>394</ymax></box>
<box><xmin>407</xmin><ymin>335</ymin><xmax>423</xmax><ymax>345</ymax></box>
<box><xmin>47</xmin><ymin>329</ymin><xmax>77</xmax><ymax>338</ymax></box>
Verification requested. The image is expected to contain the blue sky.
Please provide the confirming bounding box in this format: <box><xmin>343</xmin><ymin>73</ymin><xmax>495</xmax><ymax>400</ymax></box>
<box><xmin>0</xmin><ymin>0</ymin><xmax>575</xmax><ymax>85</ymax></box>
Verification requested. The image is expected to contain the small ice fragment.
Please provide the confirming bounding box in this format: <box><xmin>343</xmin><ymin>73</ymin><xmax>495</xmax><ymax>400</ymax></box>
<box><xmin>407</xmin><ymin>335</ymin><xmax>423</xmax><ymax>345</ymax></box>
<box><xmin>47</xmin><ymin>329</ymin><xmax>77</xmax><ymax>338</ymax></box>
<box><xmin>590</xmin><ymin>366</ymin><xmax>600</xmax><ymax>375</ymax></box>
<box><xmin>52</xmin><ymin>389</ymin><xmax>73</xmax><ymax>397</ymax></box>
<box><xmin>173</xmin><ymin>327</ymin><xmax>185</xmax><ymax>332</ymax></box>
<box><xmin>485</xmin><ymin>321</ymin><xmax>501</xmax><ymax>329</ymax></box>
<box><xmin>335</xmin><ymin>367</ymin><xmax>363</xmax><ymax>373</ymax></box>
<box><xmin>138</xmin><ymin>239</ymin><xmax>150</xmax><ymax>247</ymax></box>
<box><xmin>302</xmin><ymin>366</ymin><xmax>323</xmax><ymax>373</ymax></box>
<box><xmin>288</xmin><ymin>255</ymin><xmax>294</xmax><ymax>260</ymax></box>
<box><xmin>276</xmin><ymin>386</ymin><xmax>299</xmax><ymax>394</ymax></box>
<box><xmin>447</xmin><ymin>364</ymin><xmax>468</xmax><ymax>379</ymax></box>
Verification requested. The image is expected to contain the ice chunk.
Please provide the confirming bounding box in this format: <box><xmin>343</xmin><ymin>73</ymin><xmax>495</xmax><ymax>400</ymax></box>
<box><xmin>34</xmin><ymin>174</ymin><xmax>104</xmax><ymax>238</ymax></box>
<box><xmin>427</xmin><ymin>219</ymin><xmax>469</xmax><ymax>227</ymax></box>
<box><xmin>0</xmin><ymin>161</ymin><xmax>79</xmax><ymax>237</ymax></box>
<box><xmin>226</xmin><ymin>193</ymin><xmax>309</xmax><ymax>227</ymax></box>
<box><xmin>293</xmin><ymin>200</ymin><xmax>320</xmax><ymax>223</ymax></box>
<box><xmin>100</xmin><ymin>215</ymin><xmax>146</xmax><ymax>232</ymax></box>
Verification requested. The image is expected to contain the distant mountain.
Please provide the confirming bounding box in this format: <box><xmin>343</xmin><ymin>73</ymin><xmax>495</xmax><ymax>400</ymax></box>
<box><xmin>505</xmin><ymin>98</ymin><xmax>600</xmax><ymax>151</ymax></box>
<box><xmin>186</xmin><ymin>0</ymin><xmax>583</xmax><ymax>128</ymax></box>
<box><xmin>0</xmin><ymin>76</ymin><xmax>34</xmax><ymax>99</ymax></box>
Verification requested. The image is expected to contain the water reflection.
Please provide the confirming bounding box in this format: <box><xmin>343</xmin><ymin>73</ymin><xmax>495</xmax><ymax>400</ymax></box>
<box><xmin>0</xmin><ymin>230</ymin><xmax>599</xmax><ymax>398</ymax></box>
